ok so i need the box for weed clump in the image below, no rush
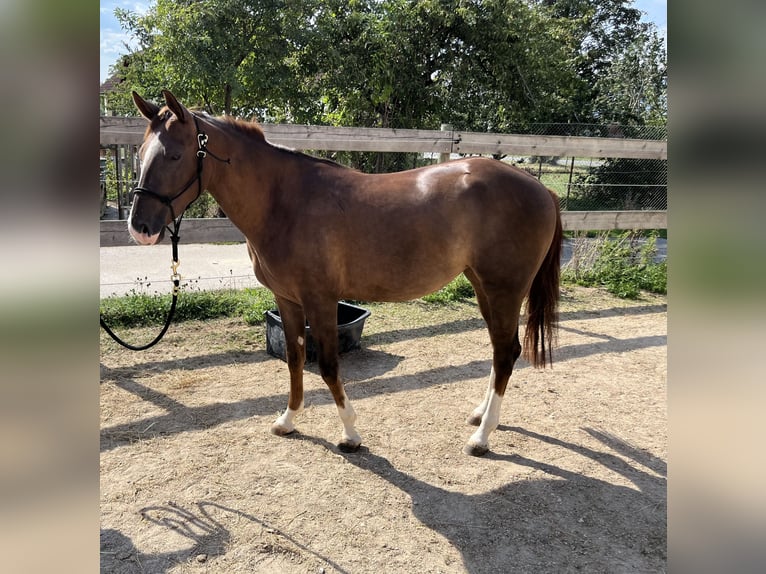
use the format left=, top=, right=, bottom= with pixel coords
left=562, top=231, right=666, bottom=298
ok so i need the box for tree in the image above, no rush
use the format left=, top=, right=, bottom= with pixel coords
left=111, top=0, right=319, bottom=117
left=592, top=28, right=667, bottom=126
left=538, top=0, right=665, bottom=126
left=107, top=0, right=666, bottom=174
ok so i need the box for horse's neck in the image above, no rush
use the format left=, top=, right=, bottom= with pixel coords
left=204, top=130, right=281, bottom=242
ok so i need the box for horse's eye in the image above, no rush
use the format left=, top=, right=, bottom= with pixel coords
left=170, top=152, right=181, bottom=161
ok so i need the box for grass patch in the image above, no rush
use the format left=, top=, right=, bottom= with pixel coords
left=100, top=276, right=477, bottom=329
left=100, top=287, right=277, bottom=328
left=420, top=274, right=475, bottom=304
left=101, top=239, right=666, bottom=330
left=561, top=231, right=666, bottom=299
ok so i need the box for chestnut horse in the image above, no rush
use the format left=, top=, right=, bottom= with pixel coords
left=128, top=90, right=562, bottom=456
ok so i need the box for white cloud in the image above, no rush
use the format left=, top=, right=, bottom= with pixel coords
left=100, top=29, right=134, bottom=56
left=100, top=0, right=150, bottom=82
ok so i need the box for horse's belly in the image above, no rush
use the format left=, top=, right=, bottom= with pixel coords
left=342, top=260, right=465, bottom=302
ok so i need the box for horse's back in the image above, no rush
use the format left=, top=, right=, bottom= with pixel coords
left=384, top=157, right=558, bottom=252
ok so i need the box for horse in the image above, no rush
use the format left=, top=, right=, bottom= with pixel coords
left=128, top=90, right=563, bottom=456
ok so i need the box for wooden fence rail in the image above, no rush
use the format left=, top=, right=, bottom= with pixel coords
left=100, top=117, right=666, bottom=244
left=100, top=117, right=667, bottom=159
left=100, top=211, right=667, bottom=247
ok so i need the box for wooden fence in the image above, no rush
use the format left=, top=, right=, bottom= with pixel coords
left=100, top=117, right=666, bottom=246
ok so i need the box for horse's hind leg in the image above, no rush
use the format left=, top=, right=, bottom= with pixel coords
left=467, top=366, right=498, bottom=427
left=271, top=297, right=306, bottom=436
left=306, top=303, right=363, bottom=452
left=463, top=288, right=524, bottom=457
left=464, top=273, right=495, bottom=426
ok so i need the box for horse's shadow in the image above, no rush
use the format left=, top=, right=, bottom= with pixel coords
left=294, top=427, right=667, bottom=574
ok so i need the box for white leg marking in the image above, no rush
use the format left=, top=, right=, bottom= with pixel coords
left=469, top=367, right=495, bottom=424
left=271, top=401, right=304, bottom=435
left=337, top=390, right=362, bottom=448
left=297, top=336, right=304, bottom=346
left=465, top=391, right=504, bottom=455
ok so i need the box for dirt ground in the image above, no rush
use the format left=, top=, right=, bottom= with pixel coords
left=100, top=286, right=666, bottom=573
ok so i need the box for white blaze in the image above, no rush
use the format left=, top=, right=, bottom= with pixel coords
left=128, top=134, right=165, bottom=245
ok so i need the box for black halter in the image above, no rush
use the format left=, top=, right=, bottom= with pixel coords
left=132, top=114, right=228, bottom=231
left=100, top=113, right=230, bottom=351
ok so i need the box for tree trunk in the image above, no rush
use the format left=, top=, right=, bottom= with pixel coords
left=224, top=83, right=232, bottom=116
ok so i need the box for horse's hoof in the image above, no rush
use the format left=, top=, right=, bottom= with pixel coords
left=462, top=442, right=489, bottom=457
left=466, top=413, right=483, bottom=426
left=270, top=423, right=295, bottom=437
left=337, top=439, right=362, bottom=453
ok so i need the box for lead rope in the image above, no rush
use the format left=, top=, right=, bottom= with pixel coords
left=99, top=222, right=183, bottom=351
left=100, top=114, right=229, bottom=351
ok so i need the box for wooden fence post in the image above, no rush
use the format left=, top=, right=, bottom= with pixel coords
left=439, top=124, right=453, bottom=163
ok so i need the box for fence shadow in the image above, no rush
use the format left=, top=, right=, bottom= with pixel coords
left=559, top=302, right=666, bottom=322
left=361, top=301, right=666, bottom=346
left=296, top=429, right=666, bottom=573
left=100, top=317, right=665, bottom=453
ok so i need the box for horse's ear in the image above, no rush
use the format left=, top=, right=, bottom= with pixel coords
left=162, top=90, right=187, bottom=123
left=132, top=91, right=160, bottom=120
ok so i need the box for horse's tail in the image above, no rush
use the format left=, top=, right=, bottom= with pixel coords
left=522, top=191, right=562, bottom=369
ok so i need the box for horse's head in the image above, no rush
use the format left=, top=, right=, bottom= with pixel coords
left=129, top=90, right=203, bottom=245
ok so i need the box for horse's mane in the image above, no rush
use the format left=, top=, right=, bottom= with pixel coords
left=202, top=112, right=353, bottom=170
left=201, top=113, right=267, bottom=142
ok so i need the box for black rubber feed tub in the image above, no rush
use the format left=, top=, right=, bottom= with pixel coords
left=265, top=302, right=371, bottom=362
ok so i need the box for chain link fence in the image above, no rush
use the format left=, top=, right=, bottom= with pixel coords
left=502, top=122, right=667, bottom=140
left=505, top=156, right=667, bottom=212
left=487, top=122, right=667, bottom=212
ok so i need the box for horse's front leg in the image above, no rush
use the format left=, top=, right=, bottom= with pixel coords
left=307, top=302, right=362, bottom=452
left=270, top=297, right=306, bottom=436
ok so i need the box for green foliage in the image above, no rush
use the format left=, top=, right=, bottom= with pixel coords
left=592, top=27, right=667, bottom=125
left=562, top=231, right=666, bottom=299
left=100, top=276, right=478, bottom=329
left=569, top=158, right=667, bottom=211
left=107, top=0, right=666, bottom=144
left=101, top=152, right=119, bottom=201
left=184, top=191, right=221, bottom=218
left=421, top=274, right=475, bottom=304
left=100, top=287, right=276, bottom=328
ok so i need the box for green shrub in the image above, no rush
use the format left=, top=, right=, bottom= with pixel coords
left=421, top=274, right=475, bottom=304
left=562, top=231, right=666, bottom=298
left=185, top=191, right=222, bottom=218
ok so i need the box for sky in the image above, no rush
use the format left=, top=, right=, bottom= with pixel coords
left=100, top=0, right=667, bottom=84
left=100, top=1, right=150, bottom=84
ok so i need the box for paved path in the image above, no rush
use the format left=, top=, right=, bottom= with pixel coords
left=100, top=243, right=260, bottom=298
left=100, top=238, right=666, bottom=299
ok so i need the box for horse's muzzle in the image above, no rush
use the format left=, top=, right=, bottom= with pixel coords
left=128, top=222, right=165, bottom=245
